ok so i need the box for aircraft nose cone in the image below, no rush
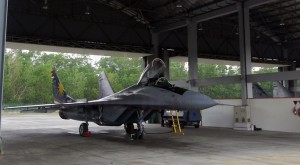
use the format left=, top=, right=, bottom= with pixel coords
left=182, top=91, right=217, bottom=110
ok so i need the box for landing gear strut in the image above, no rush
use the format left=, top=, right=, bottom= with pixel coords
left=79, top=109, right=92, bottom=137
left=131, top=110, right=144, bottom=140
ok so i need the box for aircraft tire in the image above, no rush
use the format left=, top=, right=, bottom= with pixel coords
left=194, top=121, right=200, bottom=128
left=79, top=123, right=88, bottom=136
left=131, top=129, right=143, bottom=140
left=131, top=129, right=138, bottom=140
left=124, top=123, right=134, bottom=134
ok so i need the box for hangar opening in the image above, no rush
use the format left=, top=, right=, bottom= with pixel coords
left=1, top=0, right=300, bottom=164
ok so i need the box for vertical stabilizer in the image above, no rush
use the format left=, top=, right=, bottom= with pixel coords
left=273, top=81, right=293, bottom=97
left=51, top=68, right=75, bottom=103
left=99, top=71, right=114, bottom=98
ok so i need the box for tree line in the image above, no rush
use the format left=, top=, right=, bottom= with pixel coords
left=3, top=50, right=277, bottom=106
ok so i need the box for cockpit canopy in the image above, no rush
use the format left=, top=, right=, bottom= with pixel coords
left=137, top=58, right=188, bottom=95
left=137, top=58, right=166, bottom=85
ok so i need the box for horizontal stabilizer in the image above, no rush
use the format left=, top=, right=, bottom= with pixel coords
left=99, top=71, right=114, bottom=98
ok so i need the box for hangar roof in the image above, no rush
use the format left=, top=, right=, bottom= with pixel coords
left=6, top=0, right=300, bottom=66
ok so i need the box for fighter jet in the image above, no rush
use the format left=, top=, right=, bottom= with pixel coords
left=7, top=58, right=217, bottom=139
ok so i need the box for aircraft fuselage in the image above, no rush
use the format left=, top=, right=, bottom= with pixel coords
left=58, top=85, right=216, bottom=126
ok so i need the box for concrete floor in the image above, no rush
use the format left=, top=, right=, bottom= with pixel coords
left=1, top=114, right=300, bottom=165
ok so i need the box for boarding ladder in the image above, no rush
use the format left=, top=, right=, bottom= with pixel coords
left=170, top=110, right=184, bottom=135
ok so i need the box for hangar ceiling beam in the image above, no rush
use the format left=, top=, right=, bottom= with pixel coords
left=193, top=70, right=300, bottom=87
left=155, top=5, right=236, bottom=33
left=244, top=0, right=277, bottom=8
left=155, top=0, right=277, bottom=34
left=287, top=39, right=300, bottom=49
left=248, top=70, right=300, bottom=82
left=0, top=0, right=7, bottom=157
left=194, top=76, right=241, bottom=87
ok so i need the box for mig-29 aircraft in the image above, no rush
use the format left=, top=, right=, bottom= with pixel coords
left=7, top=58, right=217, bottom=139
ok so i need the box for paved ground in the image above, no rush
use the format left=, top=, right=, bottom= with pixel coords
left=1, top=113, right=300, bottom=165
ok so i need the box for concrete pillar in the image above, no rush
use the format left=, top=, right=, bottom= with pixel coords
left=152, top=32, right=159, bottom=57
left=147, top=32, right=160, bottom=64
left=278, top=67, right=286, bottom=87
left=288, top=62, right=296, bottom=96
left=0, top=0, right=8, bottom=157
left=187, top=19, right=198, bottom=91
left=280, top=49, right=296, bottom=96
left=142, top=56, right=148, bottom=68
left=238, top=2, right=252, bottom=105
left=279, top=49, right=289, bottom=87
left=163, top=50, right=170, bottom=79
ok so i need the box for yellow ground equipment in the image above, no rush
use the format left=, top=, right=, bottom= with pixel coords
left=170, top=110, right=184, bottom=135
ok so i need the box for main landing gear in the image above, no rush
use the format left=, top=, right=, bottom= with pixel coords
left=124, top=111, right=144, bottom=140
left=124, top=123, right=134, bottom=134
left=79, top=123, right=92, bottom=137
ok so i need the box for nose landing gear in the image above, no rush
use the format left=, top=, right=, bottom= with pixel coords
left=79, top=123, right=92, bottom=137
left=131, top=110, right=144, bottom=140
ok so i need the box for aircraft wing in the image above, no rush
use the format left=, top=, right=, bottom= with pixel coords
left=4, top=104, right=60, bottom=113
left=5, top=104, right=59, bottom=109
left=5, top=85, right=180, bottom=111
left=5, top=91, right=176, bottom=112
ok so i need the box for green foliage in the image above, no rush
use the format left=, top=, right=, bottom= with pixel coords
left=169, top=61, right=187, bottom=81
left=198, top=64, right=241, bottom=99
left=96, top=57, right=143, bottom=92
left=4, top=50, right=99, bottom=105
left=3, top=49, right=279, bottom=106
left=4, top=52, right=143, bottom=105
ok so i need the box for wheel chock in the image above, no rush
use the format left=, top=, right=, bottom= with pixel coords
left=83, top=131, right=92, bottom=137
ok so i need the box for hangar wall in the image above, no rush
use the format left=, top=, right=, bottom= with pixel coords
left=203, top=98, right=300, bottom=133
left=249, top=98, right=300, bottom=133
left=202, top=100, right=241, bottom=128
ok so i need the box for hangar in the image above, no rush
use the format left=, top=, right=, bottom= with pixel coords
left=1, top=0, right=300, bottom=164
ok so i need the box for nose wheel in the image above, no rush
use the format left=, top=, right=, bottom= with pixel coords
left=79, top=123, right=92, bottom=137
left=131, top=128, right=144, bottom=140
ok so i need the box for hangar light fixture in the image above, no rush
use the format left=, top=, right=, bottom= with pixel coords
left=176, top=4, right=183, bottom=8
left=175, top=0, right=183, bottom=8
left=256, top=32, right=261, bottom=39
left=235, top=29, right=239, bottom=35
left=279, top=19, right=285, bottom=26
left=42, top=0, right=48, bottom=10
left=85, top=6, right=91, bottom=15
left=198, top=23, right=203, bottom=31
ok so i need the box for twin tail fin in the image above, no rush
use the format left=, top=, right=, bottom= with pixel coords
left=51, top=68, right=75, bottom=104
